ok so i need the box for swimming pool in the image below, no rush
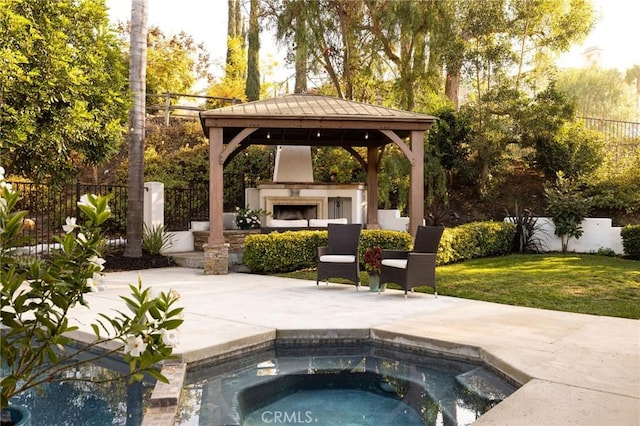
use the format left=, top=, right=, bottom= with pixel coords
left=4, top=359, right=154, bottom=426
left=177, top=342, right=518, bottom=425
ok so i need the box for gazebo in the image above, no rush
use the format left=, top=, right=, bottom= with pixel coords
left=199, top=93, right=436, bottom=274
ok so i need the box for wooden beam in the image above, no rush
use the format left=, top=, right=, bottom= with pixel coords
left=380, top=130, right=415, bottom=165
left=343, top=146, right=367, bottom=170
left=202, top=117, right=433, bottom=132
left=219, top=127, right=258, bottom=165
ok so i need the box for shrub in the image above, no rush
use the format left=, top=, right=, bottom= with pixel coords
left=243, top=224, right=514, bottom=273
left=243, top=231, right=326, bottom=273
left=505, top=203, right=547, bottom=253
left=142, top=223, right=175, bottom=254
left=437, top=222, right=515, bottom=265
left=243, top=229, right=412, bottom=274
left=358, top=229, right=413, bottom=265
left=620, top=225, right=640, bottom=260
left=0, top=173, right=183, bottom=407
left=534, top=120, right=604, bottom=180
left=544, top=171, right=592, bottom=252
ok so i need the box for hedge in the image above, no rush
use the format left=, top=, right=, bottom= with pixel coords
left=243, top=229, right=411, bottom=274
left=243, top=222, right=515, bottom=274
left=620, top=225, right=640, bottom=260
left=437, top=222, right=515, bottom=265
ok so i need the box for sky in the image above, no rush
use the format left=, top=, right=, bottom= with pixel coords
left=105, top=0, right=640, bottom=88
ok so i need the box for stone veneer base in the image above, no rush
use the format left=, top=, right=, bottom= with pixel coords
left=203, top=243, right=230, bottom=275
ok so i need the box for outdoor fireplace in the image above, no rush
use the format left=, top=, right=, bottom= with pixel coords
left=245, top=146, right=366, bottom=225
left=272, top=204, right=318, bottom=220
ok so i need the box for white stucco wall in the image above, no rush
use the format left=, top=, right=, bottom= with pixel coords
left=506, top=217, right=624, bottom=254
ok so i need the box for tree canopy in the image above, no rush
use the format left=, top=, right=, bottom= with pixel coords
left=1, top=0, right=129, bottom=185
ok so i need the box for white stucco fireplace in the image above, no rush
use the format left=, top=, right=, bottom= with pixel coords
left=246, top=182, right=366, bottom=225
left=245, top=145, right=366, bottom=225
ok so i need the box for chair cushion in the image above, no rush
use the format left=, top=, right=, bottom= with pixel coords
left=309, top=218, right=348, bottom=227
left=319, top=254, right=356, bottom=263
left=381, top=259, right=408, bottom=269
left=269, top=219, right=308, bottom=228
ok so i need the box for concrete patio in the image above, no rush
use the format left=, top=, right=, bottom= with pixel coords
left=73, top=267, right=640, bottom=426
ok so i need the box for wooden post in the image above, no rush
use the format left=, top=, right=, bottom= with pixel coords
left=164, top=92, right=170, bottom=126
left=366, top=145, right=380, bottom=229
left=409, top=130, right=424, bottom=237
left=208, top=127, right=225, bottom=246
left=205, top=127, right=229, bottom=274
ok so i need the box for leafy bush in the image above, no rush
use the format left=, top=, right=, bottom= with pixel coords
left=505, top=203, right=547, bottom=253
left=243, top=224, right=514, bottom=273
left=534, top=120, right=605, bottom=179
left=243, top=231, right=326, bottom=273
left=437, top=222, right=515, bottom=265
left=142, top=223, right=174, bottom=254
left=620, top=225, right=640, bottom=260
left=243, top=229, right=412, bottom=274
left=589, top=146, right=640, bottom=213
left=1, top=173, right=183, bottom=407
left=358, top=229, right=412, bottom=263
left=544, top=171, right=592, bottom=252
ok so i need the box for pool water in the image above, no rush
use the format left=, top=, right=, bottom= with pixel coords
left=178, top=343, right=518, bottom=425
left=5, top=362, right=154, bottom=426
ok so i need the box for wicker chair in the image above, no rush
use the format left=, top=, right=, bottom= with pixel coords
left=380, top=225, right=444, bottom=298
left=316, top=223, right=362, bottom=290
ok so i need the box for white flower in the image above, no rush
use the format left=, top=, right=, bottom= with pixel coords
left=77, top=232, right=88, bottom=243
left=78, top=194, right=97, bottom=209
left=0, top=166, right=4, bottom=180
left=123, top=335, right=147, bottom=357
left=0, top=181, right=12, bottom=192
left=161, top=329, right=179, bottom=347
left=86, top=273, right=105, bottom=292
left=62, top=217, right=77, bottom=234
left=88, top=255, right=106, bottom=271
left=169, top=289, right=181, bottom=301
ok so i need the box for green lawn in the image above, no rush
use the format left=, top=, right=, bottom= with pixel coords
left=278, top=254, right=640, bottom=319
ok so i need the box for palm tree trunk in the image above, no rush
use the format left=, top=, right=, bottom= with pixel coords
left=124, top=0, right=147, bottom=258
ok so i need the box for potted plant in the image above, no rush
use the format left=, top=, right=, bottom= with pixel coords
left=363, top=246, right=386, bottom=292
left=0, top=168, right=183, bottom=422
left=235, top=206, right=270, bottom=230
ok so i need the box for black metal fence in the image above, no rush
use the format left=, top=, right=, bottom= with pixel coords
left=164, top=183, right=209, bottom=232
left=164, top=173, right=262, bottom=231
left=8, top=173, right=261, bottom=254
left=8, top=181, right=128, bottom=255
left=580, top=117, right=640, bottom=174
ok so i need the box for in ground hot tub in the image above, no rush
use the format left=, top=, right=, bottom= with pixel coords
left=177, top=341, right=518, bottom=425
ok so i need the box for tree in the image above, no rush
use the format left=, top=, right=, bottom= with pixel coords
left=124, top=0, right=148, bottom=258
left=625, top=65, right=640, bottom=117
left=206, top=37, right=247, bottom=106
left=366, top=0, right=437, bottom=110
left=536, top=120, right=605, bottom=180
left=245, top=0, right=261, bottom=101
left=556, top=67, right=637, bottom=120
left=0, top=0, right=128, bottom=186
left=545, top=171, right=592, bottom=252
left=118, top=25, right=211, bottom=96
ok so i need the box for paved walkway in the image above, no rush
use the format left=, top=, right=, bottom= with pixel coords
left=73, top=267, right=640, bottom=426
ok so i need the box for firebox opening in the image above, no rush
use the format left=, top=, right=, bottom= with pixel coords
left=273, top=205, right=318, bottom=220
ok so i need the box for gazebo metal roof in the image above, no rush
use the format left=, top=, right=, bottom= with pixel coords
left=200, top=93, right=436, bottom=147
